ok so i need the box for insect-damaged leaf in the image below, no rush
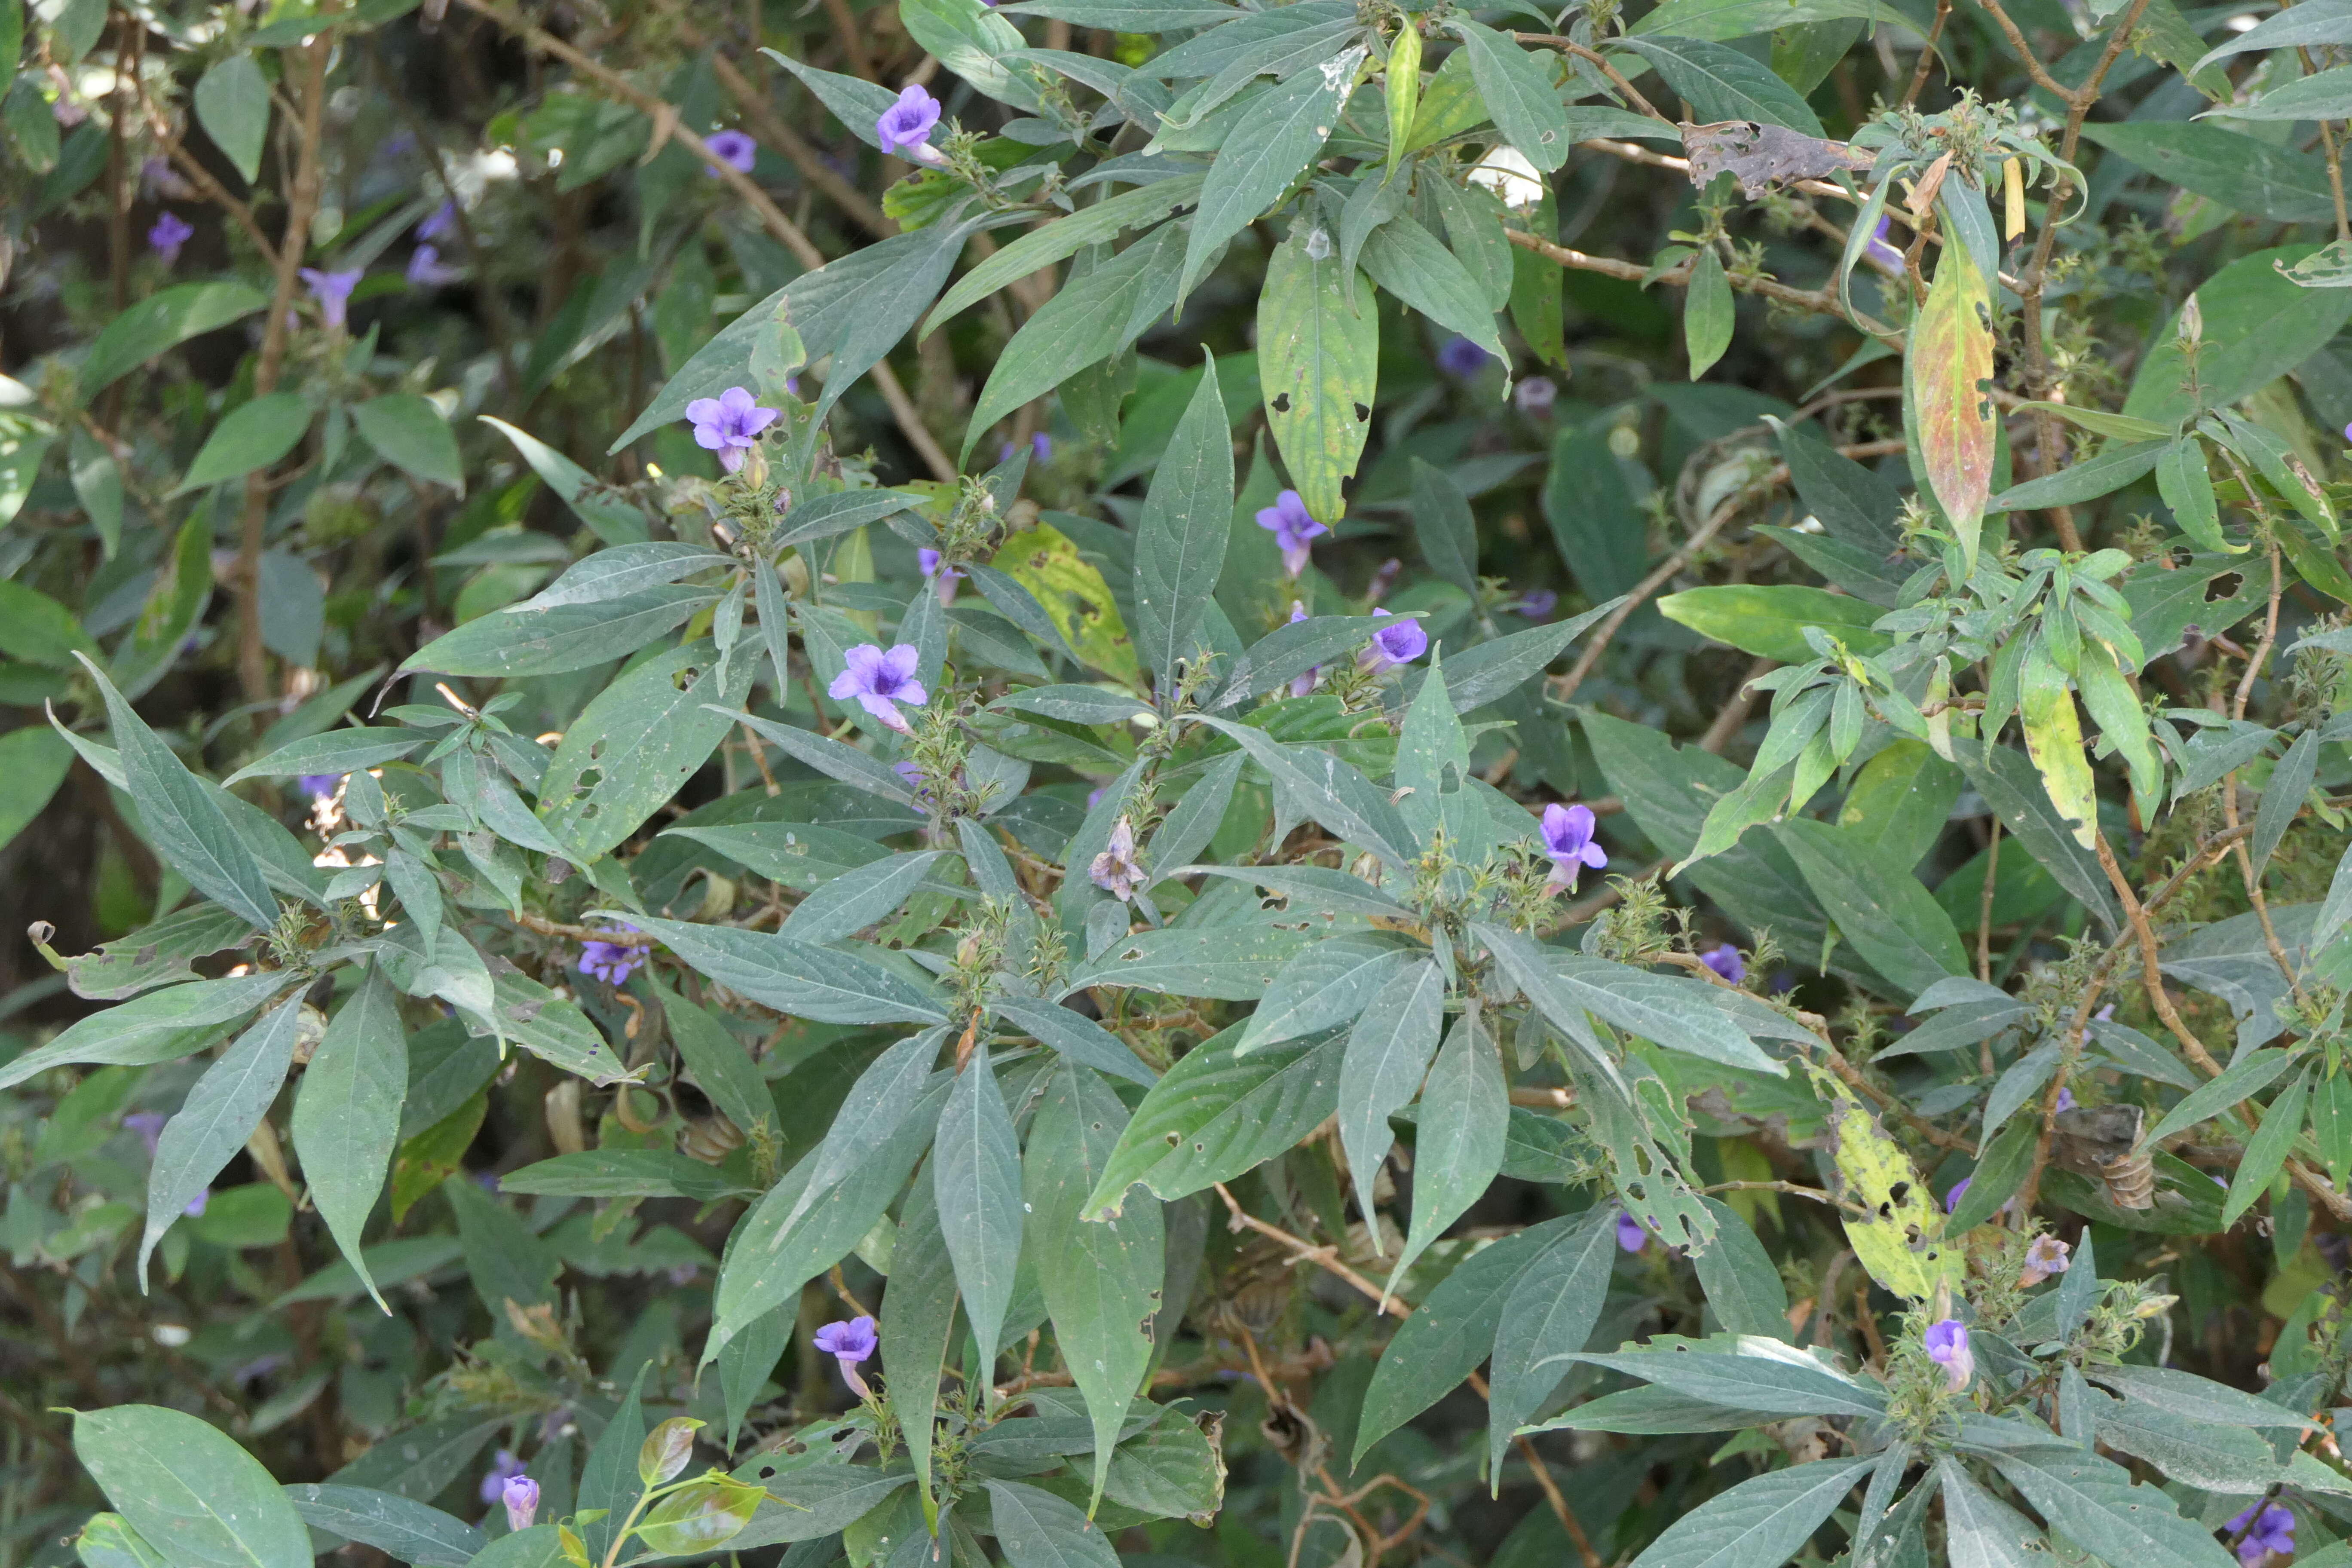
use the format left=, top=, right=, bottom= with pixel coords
left=1810, top=1064, right=1962, bottom=1302
left=1907, top=232, right=1996, bottom=569
left=1258, top=225, right=1377, bottom=526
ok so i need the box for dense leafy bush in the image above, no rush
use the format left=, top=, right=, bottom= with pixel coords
left=9, top=0, right=2352, bottom=1563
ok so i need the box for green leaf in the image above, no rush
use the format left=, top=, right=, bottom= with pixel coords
left=1242, top=933, right=1416, bottom=1053
left=1184, top=713, right=1415, bottom=867
left=926, top=177, right=1206, bottom=334
left=1410, top=456, right=1479, bottom=597
left=1352, top=1214, right=1583, bottom=1462
left=1908, top=234, right=1996, bottom=568
left=1486, top=1207, right=1617, bottom=1479
left=537, top=642, right=746, bottom=858
left=496, top=1149, right=753, bottom=1200
left=2250, top=725, right=2319, bottom=881
left=1338, top=959, right=1446, bottom=1213
left=1948, top=739, right=2121, bottom=933
left=224, top=727, right=427, bottom=786
left=1932, top=1458, right=2039, bottom=1568
left=1448, top=18, right=1572, bottom=171
left=2085, top=1363, right=2318, bottom=1429
left=883, top=1169, right=958, bottom=1514
left=73, top=1405, right=311, bottom=1568
left=1359, top=213, right=1506, bottom=361
left=140, top=999, right=303, bottom=1280
left=1633, top=0, right=1929, bottom=37
left=478, top=416, right=650, bottom=545
left=1062, top=919, right=1317, bottom=1002
left=2147, top=1047, right=2300, bottom=1146
left=1618, top=36, right=1824, bottom=135
left=1837, top=739, right=1963, bottom=870
left=1388, top=1011, right=1508, bottom=1292
left=1684, top=247, right=1733, bottom=380
left=290, top=968, right=406, bottom=1312
left=1987, top=1449, right=2235, bottom=1568
left=1259, top=227, right=1377, bottom=527
left=1028, top=1063, right=1165, bottom=1506
left=193, top=55, right=268, bottom=184
left=2125, top=244, right=2352, bottom=424
left=2155, top=437, right=2226, bottom=553
left=68, top=423, right=122, bottom=557
left=350, top=395, right=464, bottom=492
left=1083, top=1023, right=1342, bottom=1218
left=1180, top=46, right=1365, bottom=301
left=2085, top=121, right=2339, bottom=225
left=987, top=995, right=1158, bottom=1084
left=175, top=392, right=311, bottom=495
left=1571, top=1341, right=1888, bottom=1418
left=901, top=0, right=1040, bottom=108
left=1133, top=347, right=1234, bottom=681
left=283, top=1485, right=485, bottom=1568
left=1656, top=585, right=1888, bottom=661
left=622, top=913, right=949, bottom=1026
left=79, top=282, right=271, bottom=396
left=80, top=655, right=278, bottom=930
left=404, top=586, right=714, bottom=678
left=663, top=988, right=776, bottom=1145
left=0, top=723, right=72, bottom=852
left=1479, top=925, right=1785, bottom=1076
left=1775, top=818, right=1968, bottom=998
left=934, top=1043, right=1025, bottom=1367
left=1991, top=439, right=2166, bottom=512
left=985, top=1480, right=1120, bottom=1568
left=0, top=972, right=288, bottom=1092
left=963, top=222, right=1187, bottom=464
left=0, top=579, right=97, bottom=669
left=1619, top=1455, right=1873, bottom=1568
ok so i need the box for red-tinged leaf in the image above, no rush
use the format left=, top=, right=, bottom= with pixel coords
left=1907, top=236, right=1996, bottom=568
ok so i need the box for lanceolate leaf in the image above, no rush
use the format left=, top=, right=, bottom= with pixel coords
left=1987, top=1449, right=2235, bottom=1568
left=74, top=1406, right=312, bottom=1568
left=1618, top=1456, right=1874, bottom=1568
left=1337, top=959, right=1446, bottom=1219
left=141, top=998, right=305, bottom=1281
left=290, top=968, right=407, bottom=1312
left=1908, top=234, right=1996, bottom=568
left=1259, top=227, right=1377, bottom=526
left=934, top=1043, right=1025, bottom=1367
left=1386, top=1012, right=1507, bottom=1293
left=1485, top=1207, right=1618, bottom=1479
left=1180, top=44, right=1367, bottom=301
left=1084, top=1024, right=1341, bottom=1218
left=1133, top=349, right=1234, bottom=682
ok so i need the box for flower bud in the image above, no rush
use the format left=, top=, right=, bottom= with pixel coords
left=2177, top=292, right=2202, bottom=347
left=502, top=1474, right=540, bottom=1531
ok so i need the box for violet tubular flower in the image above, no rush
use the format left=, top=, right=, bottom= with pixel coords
left=1539, top=802, right=1608, bottom=892
left=1924, top=1318, right=1972, bottom=1392
left=876, top=86, right=946, bottom=164
left=2224, top=1501, right=2294, bottom=1566
left=147, top=211, right=193, bottom=266
left=501, top=1474, right=539, bottom=1532
left=1255, top=490, right=1326, bottom=579
left=417, top=200, right=457, bottom=242
left=684, top=386, right=779, bottom=475
left=407, top=245, right=462, bottom=287
left=814, top=1314, right=878, bottom=1398
left=1700, top=943, right=1744, bottom=983
left=1286, top=600, right=1321, bottom=698
left=1866, top=215, right=1905, bottom=273
left=1090, top=817, right=1145, bottom=901
left=1615, top=1211, right=1646, bottom=1252
left=1943, top=1177, right=1970, bottom=1214
left=1438, top=335, right=1491, bottom=377
left=298, top=773, right=343, bottom=802
left=918, top=547, right=961, bottom=605
left=705, top=129, right=757, bottom=174
left=576, top=926, right=646, bottom=986
left=1516, top=588, right=1558, bottom=619
left=829, top=643, right=928, bottom=733
left=1360, top=610, right=1427, bottom=671
left=300, top=266, right=364, bottom=330
left=2018, top=1234, right=2071, bottom=1288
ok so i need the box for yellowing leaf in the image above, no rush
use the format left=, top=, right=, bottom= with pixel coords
left=1259, top=227, right=1378, bottom=526
left=1907, top=234, right=1995, bottom=570
left=990, top=522, right=1142, bottom=688
left=1809, top=1065, right=1961, bottom=1302
left=2019, top=646, right=2098, bottom=848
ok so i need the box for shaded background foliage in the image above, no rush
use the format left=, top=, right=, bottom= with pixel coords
left=7, top=0, right=2352, bottom=1565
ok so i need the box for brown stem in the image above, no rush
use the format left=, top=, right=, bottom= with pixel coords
left=1900, top=0, right=1953, bottom=108
left=1550, top=493, right=1747, bottom=706
left=1976, top=816, right=2000, bottom=984
left=1506, top=227, right=1847, bottom=320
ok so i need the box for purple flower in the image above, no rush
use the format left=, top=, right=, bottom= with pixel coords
left=576, top=925, right=646, bottom=986
left=1944, top=1177, right=1970, bottom=1213
left=684, top=386, right=780, bottom=475
left=705, top=129, right=757, bottom=174
left=1866, top=215, right=1904, bottom=273
left=406, top=245, right=462, bottom=287
left=1360, top=609, right=1427, bottom=671
left=2224, top=1502, right=2295, bottom=1566
left=147, top=211, right=193, bottom=265
left=1255, top=490, right=1326, bottom=578
left=1700, top=943, right=1744, bottom=983
left=1514, top=376, right=1557, bottom=415
left=918, top=547, right=961, bottom=605
left=1032, top=431, right=1052, bottom=462
left=298, top=773, right=343, bottom=802
left=2054, top=1086, right=2077, bottom=1113
left=184, top=1188, right=209, bottom=1217
left=2343, top=421, right=2352, bottom=447
left=814, top=1314, right=879, bottom=1397
left=1615, top=1211, right=1646, bottom=1252
left=141, top=155, right=194, bottom=201
left=479, top=1450, right=526, bottom=1505
left=417, top=200, right=457, bottom=242
left=2018, top=1234, right=2070, bottom=1288
left=1438, top=336, right=1491, bottom=377
left=1085, top=787, right=1106, bottom=809
left=1286, top=600, right=1321, bottom=698
left=828, top=643, right=928, bottom=733
left=1365, top=557, right=1402, bottom=606
left=501, top=1475, right=539, bottom=1532
left=1516, top=588, right=1557, bottom=619
left=1923, top=1318, right=1972, bottom=1391
left=876, top=85, right=945, bottom=163
left=300, top=267, right=364, bottom=331
left=1539, top=802, right=1608, bottom=892
left=1089, top=816, right=1145, bottom=901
